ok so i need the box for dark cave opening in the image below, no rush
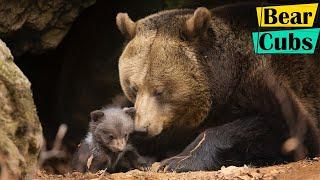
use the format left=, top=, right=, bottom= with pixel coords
left=14, top=0, right=164, bottom=153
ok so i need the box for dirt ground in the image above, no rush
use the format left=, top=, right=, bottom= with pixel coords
left=35, top=158, right=320, bottom=180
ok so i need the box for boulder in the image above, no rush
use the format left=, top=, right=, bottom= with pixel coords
left=0, top=39, right=42, bottom=178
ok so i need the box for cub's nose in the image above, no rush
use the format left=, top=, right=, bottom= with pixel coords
left=113, top=138, right=126, bottom=152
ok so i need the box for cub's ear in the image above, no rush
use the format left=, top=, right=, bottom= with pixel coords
left=123, top=107, right=136, bottom=119
left=184, top=7, right=211, bottom=38
left=116, top=12, right=136, bottom=39
left=90, top=110, right=105, bottom=122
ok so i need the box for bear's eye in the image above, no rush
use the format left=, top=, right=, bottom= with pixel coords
left=153, top=89, right=164, bottom=97
left=129, top=85, right=138, bottom=95
left=179, top=30, right=187, bottom=41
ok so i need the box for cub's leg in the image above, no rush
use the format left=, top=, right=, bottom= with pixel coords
left=88, top=154, right=110, bottom=173
left=124, top=146, right=150, bottom=171
left=72, top=141, right=91, bottom=172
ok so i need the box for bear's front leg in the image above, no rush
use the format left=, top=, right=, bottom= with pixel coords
left=159, top=130, right=217, bottom=172
left=159, top=116, right=290, bottom=172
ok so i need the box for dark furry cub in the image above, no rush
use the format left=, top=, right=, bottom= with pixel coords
left=72, top=106, right=149, bottom=173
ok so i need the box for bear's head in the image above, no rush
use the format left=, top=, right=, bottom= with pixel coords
left=116, top=8, right=224, bottom=137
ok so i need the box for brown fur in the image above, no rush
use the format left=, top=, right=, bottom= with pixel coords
left=117, top=9, right=212, bottom=137
left=116, top=2, right=320, bottom=171
left=116, top=13, right=136, bottom=39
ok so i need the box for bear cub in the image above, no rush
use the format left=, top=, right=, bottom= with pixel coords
left=72, top=106, right=149, bottom=173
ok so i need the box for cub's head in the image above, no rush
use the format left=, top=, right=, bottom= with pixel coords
left=116, top=8, right=213, bottom=137
left=89, top=107, right=135, bottom=152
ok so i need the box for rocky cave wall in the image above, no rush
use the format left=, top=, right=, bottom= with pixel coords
left=0, top=0, right=96, bottom=56
left=0, top=0, right=96, bottom=177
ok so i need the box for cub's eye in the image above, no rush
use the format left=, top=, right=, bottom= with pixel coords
left=108, top=135, right=114, bottom=140
left=124, top=133, right=129, bottom=138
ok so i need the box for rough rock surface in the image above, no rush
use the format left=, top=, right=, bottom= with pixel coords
left=0, top=39, right=42, bottom=178
left=0, top=0, right=96, bottom=56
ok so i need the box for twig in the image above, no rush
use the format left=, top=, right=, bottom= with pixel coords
left=38, top=124, right=68, bottom=167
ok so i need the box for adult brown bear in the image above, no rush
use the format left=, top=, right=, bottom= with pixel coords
left=116, top=3, right=320, bottom=172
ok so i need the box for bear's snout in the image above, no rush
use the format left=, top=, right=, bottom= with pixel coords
left=134, top=112, right=149, bottom=133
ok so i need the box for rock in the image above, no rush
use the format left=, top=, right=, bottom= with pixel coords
left=0, top=39, right=42, bottom=178
left=151, top=162, right=161, bottom=172
left=217, top=165, right=257, bottom=179
left=0, top=0, right=96, bottom=56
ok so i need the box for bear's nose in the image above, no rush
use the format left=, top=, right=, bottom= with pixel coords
left=135, top=125, right=148, bottom=133
left=131, top=130, right=148, bottom=138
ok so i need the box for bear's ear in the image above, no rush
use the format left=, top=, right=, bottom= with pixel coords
left=116, top=12, right=136, bottom=39
left=184, top=7, right=211, bottom=39
left=90, top=110, right=105, bottom=122
left=123, top=107, right=136, bottom=119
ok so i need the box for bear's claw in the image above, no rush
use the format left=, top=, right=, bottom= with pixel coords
left=138, top=163, right=151, bottom=171
left=158, top=155, right=203, bottom=172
